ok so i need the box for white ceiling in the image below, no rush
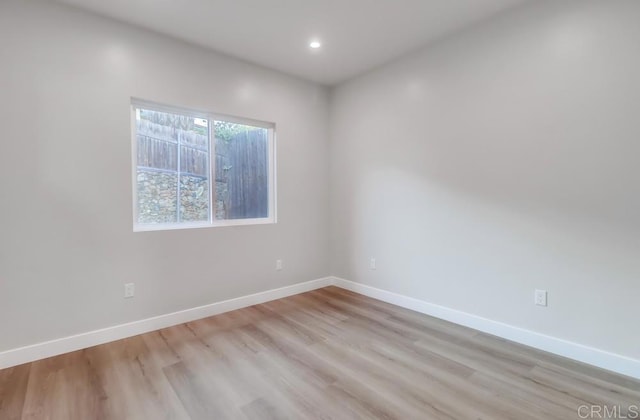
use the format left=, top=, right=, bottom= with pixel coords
left=55, top=0, right=527, bottom=85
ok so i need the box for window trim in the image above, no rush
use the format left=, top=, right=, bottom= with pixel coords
left=131, top=98, right=277, bottom=232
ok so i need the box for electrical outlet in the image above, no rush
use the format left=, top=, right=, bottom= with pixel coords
left=124, top=283, right=135, bottom=298
left=535, top=289, right=547, bottom=307
left=276, top=259, right=283, bottom=271
left=370, top=258, right=376, bottom=270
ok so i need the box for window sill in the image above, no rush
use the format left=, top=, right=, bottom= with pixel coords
left=133, top=217, right=276, bottom=232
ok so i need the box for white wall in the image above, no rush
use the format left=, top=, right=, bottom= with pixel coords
left=330, top=1, right=640, bottom=361
left=0, top=0, right=329, bottom=352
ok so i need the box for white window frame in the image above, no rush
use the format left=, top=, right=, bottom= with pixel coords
left=131, top=98, right=277, bottom=232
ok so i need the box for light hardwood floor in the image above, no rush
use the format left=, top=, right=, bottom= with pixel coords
left=1, top=286, right=638, bottom=419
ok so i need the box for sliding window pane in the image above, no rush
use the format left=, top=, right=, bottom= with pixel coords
left=135, top=108, right=210, bottom=225
left=214, top=121, right=269, bottom=220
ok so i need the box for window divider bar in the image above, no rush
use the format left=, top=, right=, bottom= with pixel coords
left=209, top=118, right=216, bottom=223
left=176, top=131, right=182, bottom=223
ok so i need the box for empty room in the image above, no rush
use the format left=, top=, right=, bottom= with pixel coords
left=0, top=0, right=639, bottom=418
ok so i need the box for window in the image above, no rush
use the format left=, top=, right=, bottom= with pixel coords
left=132, top=100, right=275, bottom=231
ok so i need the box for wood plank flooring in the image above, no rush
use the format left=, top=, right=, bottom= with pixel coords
left=1, top=286, right=638, bottom=419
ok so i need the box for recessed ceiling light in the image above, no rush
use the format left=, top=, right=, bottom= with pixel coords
left=309, top=41, right=321, bottom=49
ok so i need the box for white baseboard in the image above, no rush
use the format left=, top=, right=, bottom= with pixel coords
left=3, top=275, right=639, bottom=381
left=0, top=277, right=333, bottom=370
left=332, top=277, right=640, bottom=380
